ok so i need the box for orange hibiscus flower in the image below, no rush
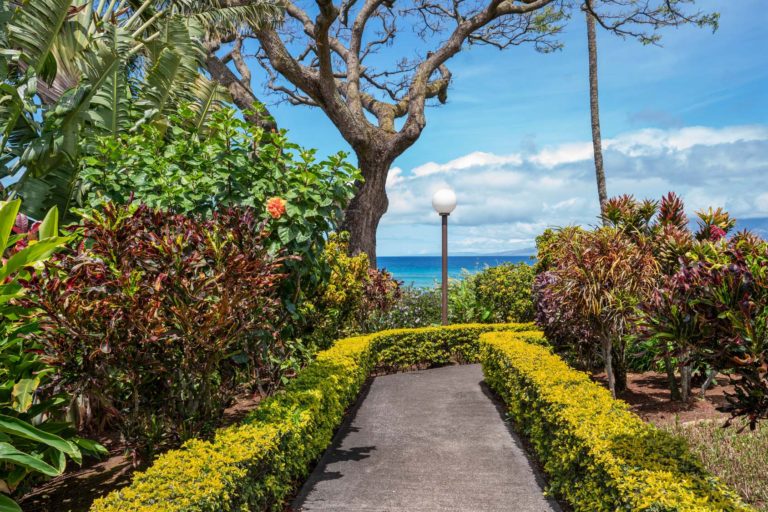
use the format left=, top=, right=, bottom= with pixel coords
left=266, top=197, right=287, bottom=219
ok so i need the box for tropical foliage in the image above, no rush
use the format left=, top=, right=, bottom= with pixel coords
left=535, top=193, right=768, bottom=424
left=471, top=262, right=534, bottom=323
left=77, top=107, right=361, bottom=345
left=538, top=226, right=659, bottom=396
left=369, top=286, right=443, bottom=330
left=0, top=200, right=104, bottom=511
left=645, top=234, right=768, bottom=426
left=23, top=203, right=287, bottom=454
left=301, top=233, right=400, bottom=349
left=0, top=0, right=281, bottom=217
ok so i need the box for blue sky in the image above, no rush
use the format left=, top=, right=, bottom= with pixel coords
left=247, top=0, right=768, bottom=256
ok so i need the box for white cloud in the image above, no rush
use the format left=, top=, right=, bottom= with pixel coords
left=411, top=151, right=523, bottom=177
left=528, top=142, right=594, bottom=167
left=379, top=124, right=768, bottom=255
left=603, top=125, right=768, bottom=157
left=386, top=166, right=405, bottom=188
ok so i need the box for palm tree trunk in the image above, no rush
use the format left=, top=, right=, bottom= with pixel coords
left=586, top=8, right=608, bottom=216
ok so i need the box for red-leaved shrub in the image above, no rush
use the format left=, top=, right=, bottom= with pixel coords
left=25, top=203, right=286, bottom=453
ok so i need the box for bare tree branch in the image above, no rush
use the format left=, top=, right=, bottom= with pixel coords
left=205, top=44, right=276, bottom=130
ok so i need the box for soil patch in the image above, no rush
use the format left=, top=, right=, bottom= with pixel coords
left=593, top=371, right=733, bottom=426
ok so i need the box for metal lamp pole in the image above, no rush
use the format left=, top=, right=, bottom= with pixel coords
left=432, top=189, right=457, bottom=326
left=441, top=213, right=449, bottom=325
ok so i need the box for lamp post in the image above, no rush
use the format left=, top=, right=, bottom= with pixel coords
left=432, top=188, right=457, bottom=325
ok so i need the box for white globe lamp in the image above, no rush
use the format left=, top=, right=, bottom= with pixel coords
left=432, top=188, right=457, bottom=215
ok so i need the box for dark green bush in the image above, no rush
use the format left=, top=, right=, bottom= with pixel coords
left=471, top=263, right=535, bottom=323
left=368, top=286, right=442, bottom=330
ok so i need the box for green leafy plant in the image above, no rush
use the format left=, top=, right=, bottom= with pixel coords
left=301, top=233, right=400, bottom=348
left=368, top=286, right=442, bottom=330
left=443, top=271, right=485, bottom=323
left=0, top=0, right=280, bottom=217
left=471, top=263, right=534, bottom=323
left=0, top=199, right=105, bottom=511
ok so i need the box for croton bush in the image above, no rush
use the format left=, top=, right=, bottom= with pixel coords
left=644, top=233, right=768, bottom=426
left=534, top=192, right=768, bottom=425
left=302, top=233, right=401, bottom=349
left=24, top=203, right=287, bottom=454
left=538, top=225, right=659, bottom=396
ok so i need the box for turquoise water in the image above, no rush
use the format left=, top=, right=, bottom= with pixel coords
left=378, top=256, right=533, bottom=288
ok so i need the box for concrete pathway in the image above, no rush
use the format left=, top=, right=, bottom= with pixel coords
left=292, top=364, right=560, bottom=512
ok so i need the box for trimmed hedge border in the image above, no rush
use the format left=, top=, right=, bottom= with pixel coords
left=479, top=331, right=752, bottom=512
left=91, top=324, right=750, bottom=512
left=90, top=323, right=531, bottom=512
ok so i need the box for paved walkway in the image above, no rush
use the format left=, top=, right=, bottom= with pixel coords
left=292, top=364, right=560, bottom=512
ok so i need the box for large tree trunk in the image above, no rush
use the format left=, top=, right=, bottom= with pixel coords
left=586, top=9, right=608, bottom=213
left=343, top=150, right=392, bottom=267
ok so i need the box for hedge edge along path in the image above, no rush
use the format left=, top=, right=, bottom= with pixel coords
left=91, top=325, right=751, bottom=512
left=480, top=331, right=753, bottom=512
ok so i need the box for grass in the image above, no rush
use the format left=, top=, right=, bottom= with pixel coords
left=664, top=418, right=768, bottom=511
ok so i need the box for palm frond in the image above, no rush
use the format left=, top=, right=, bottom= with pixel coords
left=157, top=15, right=206, bottom=65
left=0, top=0, right=13, bottom=77
left=15, top=162, right=79, bottom=219
left=7, top=0, right=76, bottom=82
left=183, top=1, right=283, bottom=35
left=87, top=26, right=136, bottom=136
left=136, top=45, right=200, bottom=125
left=14, top=45, right=120, bottom=216
left=189, top=74, right=231, bottom=131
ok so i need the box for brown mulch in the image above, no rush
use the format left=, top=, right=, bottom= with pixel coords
left=593, top=371, right=733, bottom=426
left=18, top=392, right=265, bottom=512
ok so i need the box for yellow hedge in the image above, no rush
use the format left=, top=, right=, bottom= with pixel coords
left=92, top=325, right=749, bottom=512
left=479, top=331, right=753, bottom=512
left=90, top=323, right=529, bottom=512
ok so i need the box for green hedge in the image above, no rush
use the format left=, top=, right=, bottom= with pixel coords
left=373, top=323, right=538, bottom=370
left=479, top=331, right=752, bottom=512
left=90, top=324, right=527, bottom=512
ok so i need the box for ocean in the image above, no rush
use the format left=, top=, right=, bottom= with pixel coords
left=378, top=255, right=533, bottom=288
